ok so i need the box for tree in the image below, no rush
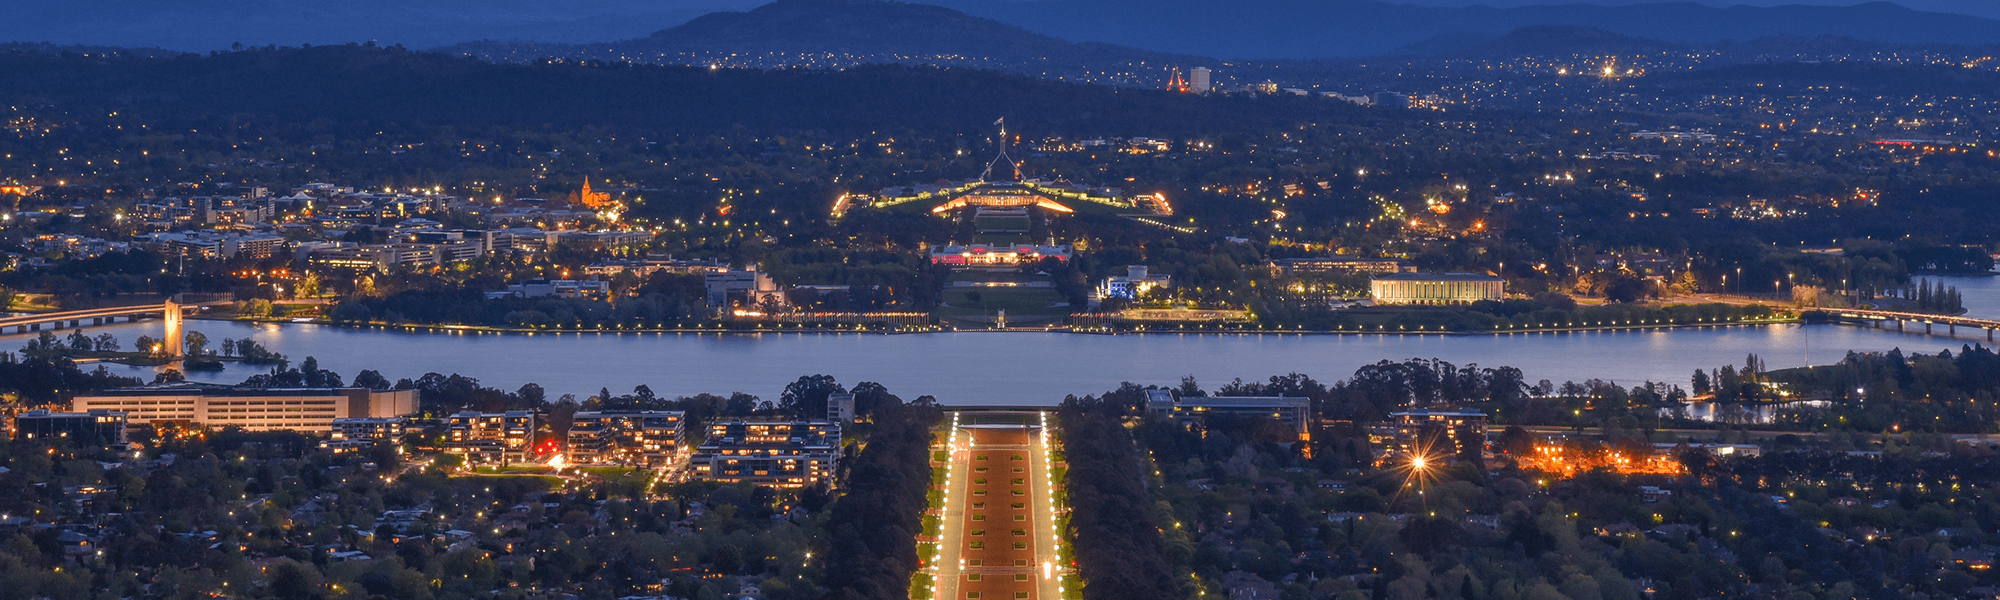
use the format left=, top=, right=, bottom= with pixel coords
left=849, top=381, right=900, bottom=418
left=93, top=333, right=119, bottom=352
left=779, top=374, right=844, bottom=419
left=65, top=330, right=91, bottom=352
left=516, top=383, right=547, bottom=405
left=1178, top=374, right=1206, bottom=397
left=152, top=368, right=185, bottom=384
left=238, top=299, right=274, bottom=318
left=184, top=330, right=209, bottom=356
left=354, top=370, right=392, bottom=390
left=267, top=560, right=323, bottom=600
left=1691, top=369, right=1711, bottom=395
left=296, top=271, right=322, bottom=298
left=1603, top=273, right=1651, bottom=303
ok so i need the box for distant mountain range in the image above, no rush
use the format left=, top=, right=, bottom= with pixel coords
left=0, top=0, right=763, bottom=52
left=913, top=0, right=2000, bottom=58
left=445, top=0, right=2000, bottom=79
left=443, top=0, right=1199, bottom=84
left=1391, top=0, right=2000, bottom=20
left=8, top=0, right=2000, bottom=58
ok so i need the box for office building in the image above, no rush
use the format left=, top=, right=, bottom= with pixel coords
left=1275, top=257, right=1412, bottom=275
left=487, top=278, right=612, bottom=300
left=584, top=255, right=729, bottom=278
left=567, top=410, right=685, bottom=467
left=305, top=242, right=483, bottom=271
left=705, top=268, right=785, bottom=310
left=1145, top=390, right=1311, bottom=441
left=71, top=384, right=417, bottom=433
left=13, top=409, right=128, bottom=447
left=690, top=421, right=841, bottom=488
left=446, top=411, right=537, bottom=464
left=1189, top=67, right=1212, bottom=94
left=139, top=231, right=286, bottom=260
left=1369, top=273, right=1505, bottom=305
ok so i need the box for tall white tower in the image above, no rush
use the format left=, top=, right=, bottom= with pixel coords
left=1189, top=67, right=1213, bottom=94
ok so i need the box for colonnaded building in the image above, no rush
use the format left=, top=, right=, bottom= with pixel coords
left=1369, top=272, right=1505, bottom=305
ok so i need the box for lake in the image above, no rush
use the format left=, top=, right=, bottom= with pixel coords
left=22, top=319, right=1990, bottom=406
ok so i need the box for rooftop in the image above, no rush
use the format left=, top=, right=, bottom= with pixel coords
left=1371, top=272, right=1504, bottom=282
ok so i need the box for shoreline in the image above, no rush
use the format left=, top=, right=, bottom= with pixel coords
left=40, top=313, right=1994, bottom=342
left=180, top=314, right=1816, bottom=338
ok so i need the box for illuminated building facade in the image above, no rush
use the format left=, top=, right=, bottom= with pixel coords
left=569, top=176, right=613, bottom=210
left=13, top=409, right=128, bottom=447
left=323, top=417, right=407, bottom=453
left=1380, top=410, right=1488, bottom=467
left=1095, top=265, right=1172, bottom=301
left=1369, top=273, right=1505, bottom=305
left=446, top=411, right=536, bottom=464
left=928, top=243, right=1072, bottom=266
left=1276, top=257, right=1412, bottom=275
left=584, top=255, right=729, bottom=278
left=851, top=130, right=1171, bottom=221
left=71, top=384, right=416, bottom=433
left=690, top=421, right=841, bottom=488
left=567, top=410, right=686, bottom=467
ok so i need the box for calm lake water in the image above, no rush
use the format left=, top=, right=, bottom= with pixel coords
left=17, top=319, right=1991, bottom=405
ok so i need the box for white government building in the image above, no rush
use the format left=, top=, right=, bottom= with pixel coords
left=1369, top=272, right=1505, bottom=305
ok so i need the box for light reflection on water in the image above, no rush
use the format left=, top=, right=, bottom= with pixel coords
left=24, top=319, right=1995, bottom=405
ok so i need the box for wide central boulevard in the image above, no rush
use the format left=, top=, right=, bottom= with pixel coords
left=927, top=411, right=1065, bottom=600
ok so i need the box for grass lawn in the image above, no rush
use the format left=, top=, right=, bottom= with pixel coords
left=937, top=287, right=1066, bottom=315
left=474, top=465, right=553, bottom=474
left=972, top=232, right=1031, bottom=245
left=577, top=466, right=639, bottom=475
left=948, top=271, right=1040, bottom=284
left=973, top=216, right=1030, bottom=231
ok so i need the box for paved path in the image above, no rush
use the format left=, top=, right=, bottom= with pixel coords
left=932, top=413, right=1063, bottom=600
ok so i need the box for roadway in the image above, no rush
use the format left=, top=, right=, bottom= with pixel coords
left=0, top=300, right=230, bottom=335
left=931, top=412, right=1063, bottom=600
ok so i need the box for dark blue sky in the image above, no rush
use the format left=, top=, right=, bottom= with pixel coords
left=4, top=0, right=1995, bottom=52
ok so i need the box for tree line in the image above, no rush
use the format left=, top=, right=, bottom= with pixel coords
left=1056, top=395, right=1183, bottom=600
left=820, top=394, right=940, bottom=600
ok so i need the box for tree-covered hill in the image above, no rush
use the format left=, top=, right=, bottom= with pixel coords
left=443, top=0, right=1202, bottom=80
left=0, top=44, right=1350, bottom=138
